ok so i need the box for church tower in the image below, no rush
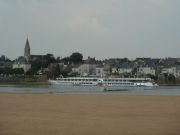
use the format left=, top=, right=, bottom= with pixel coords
left=24, top=38, right=31, bottom=61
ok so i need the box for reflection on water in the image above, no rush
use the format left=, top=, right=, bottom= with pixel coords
left=0, top=84, right=180, bottom=96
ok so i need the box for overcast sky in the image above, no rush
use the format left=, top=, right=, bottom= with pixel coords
left=1, top=0, right=180, bottom=60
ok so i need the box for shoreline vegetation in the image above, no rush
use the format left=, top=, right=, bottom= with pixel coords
left=0, top=75, right=48, bottom=85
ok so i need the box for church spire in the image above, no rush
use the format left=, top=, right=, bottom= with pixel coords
left=25, top=37, right=30, bottom=47
left=24, top=37, right=31, bottom=61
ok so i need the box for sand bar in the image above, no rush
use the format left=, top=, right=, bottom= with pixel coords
left=0, top=93, right=180, bottom=135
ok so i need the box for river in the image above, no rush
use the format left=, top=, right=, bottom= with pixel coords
left=0, top=84, right=180, bottom=96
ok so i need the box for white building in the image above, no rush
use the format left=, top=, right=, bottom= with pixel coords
left=161, top=67, right=180, bottom=78
left=72, top=64, right=96, bottom=76
left=95, top=67, right=105, bottom=77
left=137, top=67, right=156, bottom=76
left=13, top=62, right=31, bottom=73
left=112, top=68, right=132, bottom=74
left=111, top=68, right=118, bottom=74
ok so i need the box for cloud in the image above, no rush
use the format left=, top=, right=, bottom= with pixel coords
left=65, top=14, right=109, bottom=33
left=18, top=0, right=111, bottom=33
left=0, top=0, right=180, bottom=59
left=144, top=0, right=174, bottom=8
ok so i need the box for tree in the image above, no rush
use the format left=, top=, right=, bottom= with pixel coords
left=70, top=52, right=83, bottom=64
left=13, top=68, right=24, bottom=74
left=0, top=55, right=11, bottom=62
left=56, top=57, right=61, bottom=63
left=146, top=74, right=158, bottom=81
left=131, top=68, right=137, bottom=76
left=163, top=73, right=168, bottom=83
left=27, top=59, right=42, bottom=75
left=168, top=74, right=176, bottom=83
left=2, top=68, right=12, bottom=74
left=54, top=64, right=61, bottom=78
left=122, top=57, right=130, bottom=63
left=60, top=57, right=70, bottom=66
left=45, top=54, right=56, bottom=61
left=43, top=54, right=56, bottom=67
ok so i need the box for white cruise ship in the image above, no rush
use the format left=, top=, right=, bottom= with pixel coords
left=48, top=77, right=158, bottom=91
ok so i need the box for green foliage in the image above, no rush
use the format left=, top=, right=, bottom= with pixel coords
left=12, top=68, right=24, bottom=74
left=56, top=57, right=61, bottom=63
left=162, top=73, right=176, bottom=84
left=121, top=58, right=130, bottom=63
left=131, top=68, right=137, bottom=75
left=54, top=64, right=61, bottom=78
left=0, top=68, right=11, bottom=74
left=146, top=74, right=158, bottom=81
left=0, top=55, right=11, bottom=62
left=53, top=64, right=72, bottom=78
left=70, top=52, right=83, bottom=63
left=45, top=54, right=56, bottom=62
left=61, top=57, right=70, bottom=63
left=0, top=68, right=24, bottom=74
left=32, top=59, right=42, bottom=70
left=26, top=59, right=42, bottom=75
left=168, top=74, right=176, bottom=82
left=42, top=54, right=56, bottom=67
left=123, top=73, right=131, bottom=77
left=27, top=54, right=57, bottom=75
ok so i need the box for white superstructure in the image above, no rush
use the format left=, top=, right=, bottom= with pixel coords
left=48, top=77, right=157, bottom=88
left=48, top=77, right=99, bottom=86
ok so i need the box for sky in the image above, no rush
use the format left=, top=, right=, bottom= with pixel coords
left=0, top=0, right=180, bottom=60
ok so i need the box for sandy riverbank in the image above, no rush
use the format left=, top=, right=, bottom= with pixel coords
left=0, top=94, right=180, bottom=135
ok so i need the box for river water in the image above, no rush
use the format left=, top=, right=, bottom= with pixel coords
left=0, top=84, right=180, bottom=96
